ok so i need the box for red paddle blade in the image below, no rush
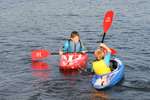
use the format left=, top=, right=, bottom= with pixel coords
left=110, top=48, right=117, bottom=55
left=31, top=50, right=50, bottom=60
left=103, top=10, right=114, bottom=33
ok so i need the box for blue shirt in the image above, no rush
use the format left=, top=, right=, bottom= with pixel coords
left=62, top=39, right=86, bottom=53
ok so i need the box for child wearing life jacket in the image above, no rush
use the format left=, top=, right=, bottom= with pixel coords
left=59, top=31, right=86, bottom=55
left=92, top=43, right=111, bottom=75
left=92, top=43, right=111, bottom=86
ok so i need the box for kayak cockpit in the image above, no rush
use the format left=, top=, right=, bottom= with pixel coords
left=110, top=59, right=118, bottom=71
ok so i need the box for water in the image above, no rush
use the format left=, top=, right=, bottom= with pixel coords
left=0, top=0, right=150, bottom=100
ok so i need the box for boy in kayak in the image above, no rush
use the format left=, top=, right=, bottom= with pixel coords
left=59, top=31, right=86, bottom=55
left=92, top=43, right=111, bottom=86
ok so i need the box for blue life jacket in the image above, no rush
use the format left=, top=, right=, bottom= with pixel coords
left=62, top=39, right=85, bottom=53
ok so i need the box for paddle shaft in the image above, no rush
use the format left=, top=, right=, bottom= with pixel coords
left=51, top=51, right=94, bottom=55
left=101, top=32, right=106, bottom=43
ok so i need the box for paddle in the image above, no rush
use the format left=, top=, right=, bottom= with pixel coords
left=79, top=10, right=115, bottom=73
left=100, top=10, right=116, bottom=55
left=101, top=10, right=114, bottom=43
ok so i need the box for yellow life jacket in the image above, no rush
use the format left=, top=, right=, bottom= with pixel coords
left=92, top=60, right=111, bottom=75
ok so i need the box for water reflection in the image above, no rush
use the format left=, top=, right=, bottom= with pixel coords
left=32, top=71, right=50, bottom=80
left=59, top=69, right=80, bottom=86
left=31, top=61, right=49, bottom=70
left=31, top=61, right=51, bottom=80
left=59, top=69, right=80, bottom=76
left=90, top=90, right=109, bottom=100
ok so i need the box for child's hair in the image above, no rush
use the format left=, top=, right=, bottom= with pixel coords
left=94, top=49, right=104, bottom=60
left=70, top=31, right=80, bottom=38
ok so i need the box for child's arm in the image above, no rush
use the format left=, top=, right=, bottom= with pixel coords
left=100, top=43, right=111, bottom=66
left=104, top=52, right=111, bottom=66
left=59, top=40, right=69, bottom=55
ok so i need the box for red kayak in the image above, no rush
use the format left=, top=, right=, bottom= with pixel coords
left=59, top=53, right=88, bottom=70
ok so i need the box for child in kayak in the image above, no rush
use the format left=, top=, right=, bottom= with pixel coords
left=59, top=31, right=86, bottom=55
left=92, top=43, right=111, bottom=86
left=92, top=43, right=111, bottom=75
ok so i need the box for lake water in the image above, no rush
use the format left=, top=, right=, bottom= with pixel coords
left=0, top=0, right=150, bottom=99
